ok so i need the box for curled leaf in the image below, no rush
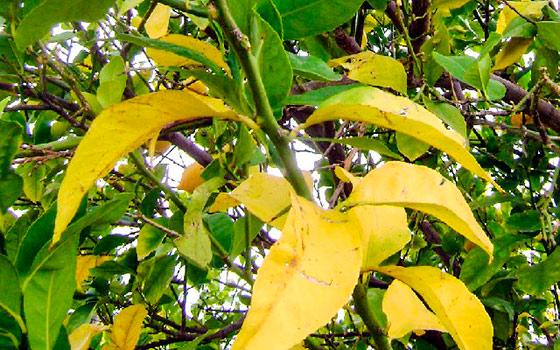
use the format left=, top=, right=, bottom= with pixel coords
left=377, top=265, right=493, bottom=350
left=54, top=90, right=238, bottom=244
left=347, top=162, right=493, bottom=257
left=232, top=195, right=362, bottom=350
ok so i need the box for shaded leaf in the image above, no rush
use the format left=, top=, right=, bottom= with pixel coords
left=517, top=249, right=560, bottom=295
left=0, top=256, right=25, bottom=332
left=75, top=255, right=111, bottom=291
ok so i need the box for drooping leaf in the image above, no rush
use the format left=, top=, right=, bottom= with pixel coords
left=54, top=90, right=239, bottom=244
left=97, top=56, right=127, bottom=109
left=232, top=195, right=362, bottom=350
left=14, top=0, right=114, bottom=49
left=346, top=162, right=493, bottom=257
left=517, top=249, right=560, bottom=295
left=269, top=0, right=364, bottom=39
left=377, top=265, right=493, bottom=350
left=107, top=304, right=147, bottom=350
left=288, top=53, right=341, bottom=81
left=0, top=257, right=25, bottom=332
left=23, top=233, right=79, bottom=350
left=146, top=34, right=230, bottom=75
left=302, top=86, right=502, bottom=191
left=329, top=52, right=407, bottom=94
left=145, top=4, right=170, bottom=39
left=382, top=280, right=447, bottom=338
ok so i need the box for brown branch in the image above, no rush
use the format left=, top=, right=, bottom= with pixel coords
left=162, top=132, right=213, bottom=166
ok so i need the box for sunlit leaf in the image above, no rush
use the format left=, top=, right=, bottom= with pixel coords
left=301, top=86, right=502, bottom=191
left=346, top=162, right=493, bottom=257
left=106, top=304, right=147, bottom=350
left=329, top=52, right=407, bottom=94
left=377, top=265, right=493, bottom=350
left=232, top=195, right=362, bottom=350
left=146, top=34, right=230, bottom=75
left=383, top=279, right=447, bottom=338
left=145, top=4, right=170, bottom=39
left=54, top=90, right=239, bottom=244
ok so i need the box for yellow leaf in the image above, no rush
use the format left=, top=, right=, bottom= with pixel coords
left=377, top=266, right=493, bottom=350
left=301, top=86, right=502, bottom=191
left=383, top=280, right=447, bottom=338
left=108, top=305, right=147, bottom=350
left=329, top=52, right=407, bottom=94
left=496, top=2, right=548, bottom=33
left=147, top=34, right=231, bottom=75
left=69, top=324, right=105, bottom=350
left=76, top=255, right=111, bottom=291
left=145, top=4, right=170, bottom=39
left=54, top=90, right=239, bottom=245
left=351, top=206, right=410, bottom=268
left=347, top=161, right=493, bottom=257
left=432, top=0, right=471, bottom=16
left=208, top=192, right=241, bottom=213
left=334, top=167, right=410, bottom=267
left=232, top=195, right=362, bottom=350
left=230, top=173, right=292, bottom=228
left=493, top=38, right=533, bottom=71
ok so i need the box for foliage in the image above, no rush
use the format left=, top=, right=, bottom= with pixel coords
left=0, top=0, right=560, bottom=349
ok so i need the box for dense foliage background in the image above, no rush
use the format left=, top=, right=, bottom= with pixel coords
left=0, top=0, right=560, bottom=349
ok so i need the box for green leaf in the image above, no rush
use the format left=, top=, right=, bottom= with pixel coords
left=463, top=54, right=492, bottom=97
left=506, top=210, right=541, bottom=232
left=0, top=172, right=22, bottom=213
left=4, top=210, right=39, bottom=263
left=23, top=233, right=79, bottom=350
left=0, top=256, right=25, bottom=333
left=288, top=53, right=341, bottom=81
left=205, top=213, right=234, bottom=254
left=396, top=132, right=430, bottom=161
left=176, top=178, right=225, bottom=268
left=270, top=0, right=364, bottom=39
left=233, top=125, right=265, bottom=167
left=432, top=52, right=474, bottom=82
left=137, top=224, right=166, bottom=261
left=460, top=235, right=525, bottom=291
left=537, top=21, right=560, bottom=51
left=17, top=163, right=45, bottom=203
left=433, top=0, right=473, bottom=16
left=250, top=11, right=292, bottom=111
left=0, top=120, right=22, bottom=177
left=423, top=99, right=467, bottom=139
left=14, top=0, right=114, bottom=49
left=231, top=214, right=263, bottom=258
left=141, top=255, right=177, bottom=304
left=517, top=249, right=560, bottom=294
left=97, top=56, right=127, bottom=108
